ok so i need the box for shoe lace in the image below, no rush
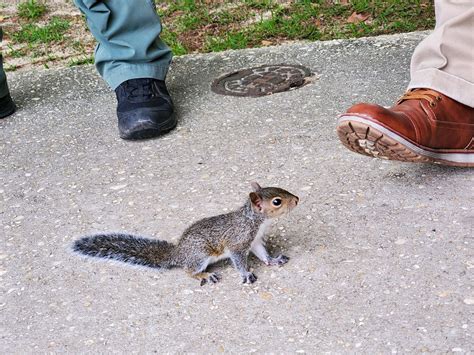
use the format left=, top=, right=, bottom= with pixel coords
left=124, top=79, right=155, bottom=100
left=397, top=89, right=442, bottom=107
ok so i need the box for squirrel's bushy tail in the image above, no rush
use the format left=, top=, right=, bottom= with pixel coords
left=73, top=233, right=176, bottom=269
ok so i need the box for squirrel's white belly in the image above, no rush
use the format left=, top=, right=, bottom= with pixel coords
left=251, top=220, right=272, bottom=248
left=203, top=220, right=272, bottom=269
left=205, top=250, right=232, bottom=268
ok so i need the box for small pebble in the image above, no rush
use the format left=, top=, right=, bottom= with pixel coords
left=110, top=184, right=127, bottom=190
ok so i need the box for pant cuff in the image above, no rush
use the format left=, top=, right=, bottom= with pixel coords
left=103, top=63, right=170, bottom=90
left=408, top=68, right=474, bottom=108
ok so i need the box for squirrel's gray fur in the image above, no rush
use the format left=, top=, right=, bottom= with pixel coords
left=73, top=182, right=299, bottom=285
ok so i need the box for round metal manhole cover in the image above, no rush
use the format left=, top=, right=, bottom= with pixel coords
left=211, top=64, right=313, bottom=97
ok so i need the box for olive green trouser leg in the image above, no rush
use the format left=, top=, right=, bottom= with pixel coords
left=0, top=28, right=10, bottom=98
left=73, top=0, right=173, bottom=90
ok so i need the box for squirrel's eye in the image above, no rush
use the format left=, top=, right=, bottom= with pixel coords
left=272, top=198, right=282, bottom=207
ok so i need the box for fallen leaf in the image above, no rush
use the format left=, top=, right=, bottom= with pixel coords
left=347, top=11, right=370, bottom=24
left=261, top=40, right=273, bottom=46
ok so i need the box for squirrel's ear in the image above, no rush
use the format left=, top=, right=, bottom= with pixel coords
left=249, top=192, right=263, bottom=211
left=250, top=181, right=262, bottom=192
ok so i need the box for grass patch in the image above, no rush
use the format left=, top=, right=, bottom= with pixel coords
left=5, top=64, right=18, bottom=72
left=68, top=56, right=94, bottom=67
left=160, top=30, right=188, bottom=55
left=6, top=45, right=26, bottom=58
left=249, top=4, right=322, bottom=41
left=205, top=32, right=249, bottom=52
left=13, top=17, right=70, bottom=44
left=4, top=0, right=435, bottom=69
left=18, top=0, right=47, bottom=20
left=158, top=0, right=434, bottom=55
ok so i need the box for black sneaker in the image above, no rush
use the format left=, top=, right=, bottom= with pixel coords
left=0, top=93, right=16, bottom=118
left=115, top=78, right=177, bottom=140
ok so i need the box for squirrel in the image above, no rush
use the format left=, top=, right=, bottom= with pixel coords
left=73, top=182, right=299, bottom=285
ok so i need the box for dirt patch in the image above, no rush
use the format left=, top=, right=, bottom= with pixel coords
left=1, top=1, right=95, bottom=71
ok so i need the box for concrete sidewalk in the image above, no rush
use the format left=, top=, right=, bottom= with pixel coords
left=1, top=32, right=473, bottom=353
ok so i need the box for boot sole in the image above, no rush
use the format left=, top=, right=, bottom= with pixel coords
left=119, top=113, right=177, bottom=140
left=337, top=115, right=474, bottom=167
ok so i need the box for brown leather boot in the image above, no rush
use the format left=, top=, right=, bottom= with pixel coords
left=336, top=89, right=474, bottom=167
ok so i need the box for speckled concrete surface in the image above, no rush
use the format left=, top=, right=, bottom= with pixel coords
left=1, top=32, right=473, bottom=353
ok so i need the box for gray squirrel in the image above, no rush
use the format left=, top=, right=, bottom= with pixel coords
left=73, top=182, right=299, bottom=285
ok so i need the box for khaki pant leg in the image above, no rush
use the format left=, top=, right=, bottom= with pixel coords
left=408, top=0, right=474, bottom=107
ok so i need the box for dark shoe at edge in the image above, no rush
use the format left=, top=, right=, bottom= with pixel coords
left=0, top=93, right=16, bottom=118
left=115, top=78, right=177, bottom=140
left=336, top=89, right=474, bottom=167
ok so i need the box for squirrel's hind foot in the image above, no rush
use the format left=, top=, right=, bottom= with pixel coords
left=199, top=272, right=221, bottom=286
left=200, top=272, right=221, bottom=286
left=187, top=271, right=221, bottom=286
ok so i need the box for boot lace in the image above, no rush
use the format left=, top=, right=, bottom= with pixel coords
left=124, top=79, right=155, bottom=100
left=397, top=89, right=442, bottom=107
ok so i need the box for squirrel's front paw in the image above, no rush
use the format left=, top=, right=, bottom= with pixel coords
left=242, top=272, right=257, bottom=284
left=267, top=254, right=290, bottom=266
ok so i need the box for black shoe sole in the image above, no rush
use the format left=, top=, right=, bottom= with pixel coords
left=119, top=113, right=177, bottom=140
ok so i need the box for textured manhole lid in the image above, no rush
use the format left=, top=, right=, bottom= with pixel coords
left=211, top=64, right=313, bottom=97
